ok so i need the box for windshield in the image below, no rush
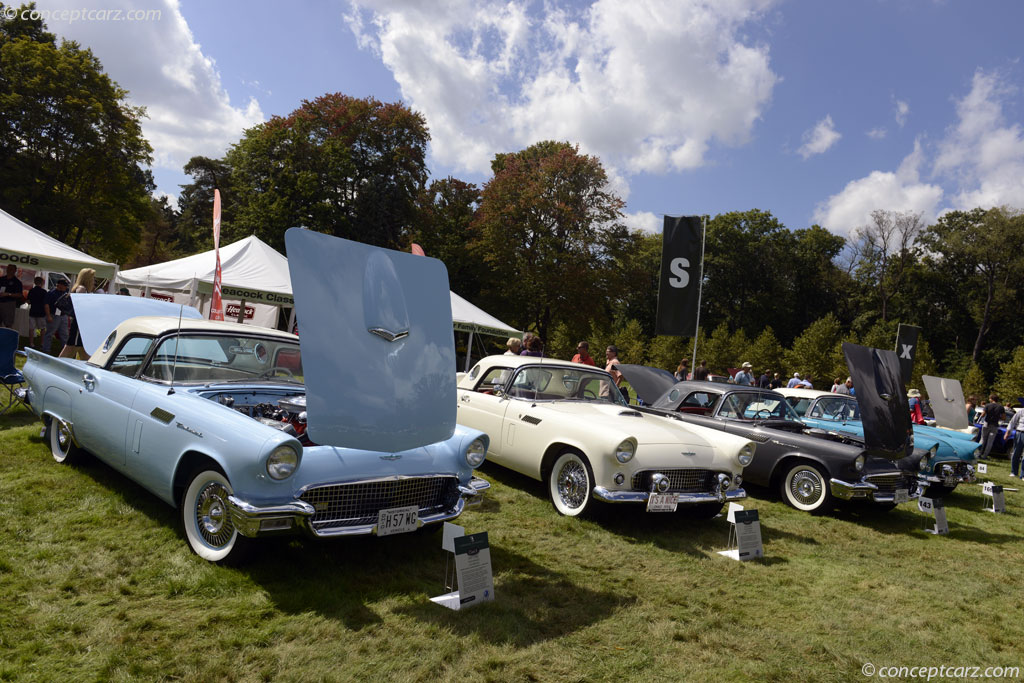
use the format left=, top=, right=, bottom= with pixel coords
left=143, top=333, right=303, bottom=384
left=718, top=391, right=803, bottom=421
left=508, top=366, right=627, bottom=405
left=810, top=396, right=860, bottom=421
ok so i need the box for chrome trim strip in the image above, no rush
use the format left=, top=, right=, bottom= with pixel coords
left=295, top=472, right=460, bottom=497
left=830, top=477, right=921, bottom=503
left=592, top=487, right=747, bottom=505
left=367, top=327, right=410, bottom=343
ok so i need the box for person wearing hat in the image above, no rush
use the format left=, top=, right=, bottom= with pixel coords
left=786, top=372, right=802, bottom=388
left=734, top=362, right=754, bottom=386
left=907, top=388, right=926, bottom=424
left=504, top=337, right=522, bottom=355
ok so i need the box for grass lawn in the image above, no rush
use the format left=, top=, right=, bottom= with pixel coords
left=1, top=395, right=1022, bottom=682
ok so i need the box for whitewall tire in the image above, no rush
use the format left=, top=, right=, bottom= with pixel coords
left=548, top=450, right=595, bottom=517
left=181, top=468, right=249, bottom=563
left=47, top=417, right=83, bottom=464
left=781, top=462, right=832, bottom=514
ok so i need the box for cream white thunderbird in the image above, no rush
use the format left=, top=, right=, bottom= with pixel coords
left=456, top=356, right=755, bottom=517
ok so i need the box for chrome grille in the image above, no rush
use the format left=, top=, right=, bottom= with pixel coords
left=631, top=469, right=721, bottom=493
left=865, top=473, right=909, bottom=495
left=936, top=461, right=970, bottom=477
left=300, top=477, right=460, bottom=530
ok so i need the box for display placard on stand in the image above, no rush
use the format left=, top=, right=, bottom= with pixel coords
left=718, top=505, right=763, bottom=561
left=976, top=463, right=988, bottom=475
left=982, top=482, right=1006, bottom=513
left=430, top=528, right=494, bottom=611
left=918, top=496, right=948, bottom=535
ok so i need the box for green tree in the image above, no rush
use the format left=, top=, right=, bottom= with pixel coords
left=786, top=314, right=846, bottom=386
left=849, top=210, right=925, bottom=324
left=963, top=363, right=988, bottom=401
left=993, top=346, right=1024, bottom=404
left=702, top=323, right=735, bottom=375
left=746, top=327, right=786, bottom=379
left=0, top=3, right=154, bottom=261
left=175, top=156, right=234, bottom=254
left=125, top=196, right=179, bottom=268
left=647, top=335, right=692, bottom=374
left=473, top=141, right=625, bottom=340
left=409, top=177, right=484, bottom=299
left=225, top=94, right=429, bottom=252
left=909, top=340, right=937, bottom=394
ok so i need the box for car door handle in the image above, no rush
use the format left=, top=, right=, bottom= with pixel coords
left=82, top=373, right=96, bottom=391
left=460, top=394, right=470, bottom=403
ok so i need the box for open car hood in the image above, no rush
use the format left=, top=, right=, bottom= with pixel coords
left=921, top=375, right=969, bottom=430
left=72, top=294, right=203, bottom=356
left=843, top=342, right=914, bottom=460
left=617, top=364, right=678, bottom=406
left=285, top=228, right=456, bottom=453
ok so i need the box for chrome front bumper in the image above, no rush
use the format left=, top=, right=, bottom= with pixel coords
left=226, top=475, right=490, bottom=539
left=920, top=463, right=975, bottom=485
left=829, top=477, right=921, bottom=503
left=592, top=487, right=747, bottom=505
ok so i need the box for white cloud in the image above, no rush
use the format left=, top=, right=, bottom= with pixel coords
left=623, top=211, right=660, bottom=234
left=894, top=99, right=909, bottom=127
left=812, top=139, right=943, bottom=235
left=797, top=115, right=841, bottom=159
left=33, top=0, right=264, bottom=172
left=345, top=0, right=779, bottom=179
left=934, top=69, right=1024, bottom=211
left=866, top=127, right=887, bottom=140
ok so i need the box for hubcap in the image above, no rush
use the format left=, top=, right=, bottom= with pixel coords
left=195, top=482, right=234, bottom=547
left=57, top=425, right=70, bottom=453
left=557, top=461, right=588, bottom=508
left=790, top=470, right=823, bottom=506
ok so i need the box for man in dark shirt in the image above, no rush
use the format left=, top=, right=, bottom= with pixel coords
left=758, top=369, right=771, bottom=389
left=0, top=264, right=22, bottom=328
left=980, top=394, right=1005, bottom=459
left=693, top=360, right=709, bottom=381
left=42, top=279, right=71, bottom=354
left=27, top=276, right=47, bottom=348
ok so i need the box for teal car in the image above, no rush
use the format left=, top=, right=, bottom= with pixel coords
left=780, top=388, right=978, bottom=497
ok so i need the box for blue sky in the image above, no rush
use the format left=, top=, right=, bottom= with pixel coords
left=28, top=0, right=1024, bottom=237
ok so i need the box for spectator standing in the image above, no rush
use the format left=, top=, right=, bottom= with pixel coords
left=0, top=264, right=22, bottom=328
left=907, top=389, right=926, bottom=425
left=520, top=335, right=544, bottom=357
left=979, top=394, right=1005, bottom=459
left=505, top=337, right=522, bottom=355
left=600, top=345, right=623, bottom=397
left=1005, top=408, right=1024, bottom=477
left=572, top=341, right=596, bottom=366
left=42, top=279, right=71, bottom=354
left=758, top=369, right=771, bottom=389
left=769, top=372, right=783, bottom=389
left=830, top=378, right=842, bottom=392
left=836, top=377, right=853, bottom=395
left=693, top=360, right=709, bottom=381
left=59, top=268, right=96, bottom=360
left=965, top=396, right=979, bottom=424
left=786, top=372, right=802, bottom=388
left=734, top=362, right=754, bottom=386
left=674, top=358, right=690, bottom=381
left=26, top=276, right=47, bottom=348
left=798, top=375, right=814, bottom=390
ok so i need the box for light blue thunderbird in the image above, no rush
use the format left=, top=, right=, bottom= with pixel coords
left=20, top=229, right=490, bottom=563
left=779, top=388, right=978, bottom=497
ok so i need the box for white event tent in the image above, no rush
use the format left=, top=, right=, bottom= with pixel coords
left=0, top=207, right=117, bottom=279
left=118, top=235, right=520, bottom=365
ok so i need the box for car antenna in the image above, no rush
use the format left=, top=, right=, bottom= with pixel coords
left=167, top=304, right=184, bottom=395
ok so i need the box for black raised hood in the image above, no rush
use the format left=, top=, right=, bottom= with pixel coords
left=616, top=364, right=678, bottom=406
left=842, top=342, right=914, bottom=460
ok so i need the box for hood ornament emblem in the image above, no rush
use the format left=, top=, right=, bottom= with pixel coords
left=379, top=454, right=402, bottom=461
left=368, top=327, right=409, bottom=343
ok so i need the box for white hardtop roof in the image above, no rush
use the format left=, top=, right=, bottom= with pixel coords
left=89, top=316, right=298, bottom=366
left=0, top=207, right=117, bottom=278
left=777, top=388, right=835, bottom=400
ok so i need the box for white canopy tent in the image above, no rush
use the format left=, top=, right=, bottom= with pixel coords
left=0, top=206, right=117, bottom=279
left=116, top=235, right=293, bottom=327
left=117, top=234, right=519, bottom=362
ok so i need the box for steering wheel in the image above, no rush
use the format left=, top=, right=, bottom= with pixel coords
left=583, top=388, right=598, bottom=399
left=259, top=366, right=295, bottom=379
left=755, top=408, right=772, bottom=419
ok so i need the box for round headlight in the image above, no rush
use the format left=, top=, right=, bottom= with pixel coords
left=918, top=455, right=929, bottom=471
left=266, top=445, right=298, bottom=480
left=615, top=439, right=636, bottom=464
left=854, top=454, right=865, bottom=472
left=929, top=444, right=939, bottom=457
left=737, top=443, right=755, bottom=467
left=465, top=437, right=486, bottom=467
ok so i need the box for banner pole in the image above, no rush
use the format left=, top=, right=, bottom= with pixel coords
left=690, top=215, right=707, bottom=375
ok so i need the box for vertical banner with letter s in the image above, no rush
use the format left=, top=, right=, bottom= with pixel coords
left=895, top=323, right=921, bottom=386
left=209, top=189, right=225, bottom=321
left=656, top=215, right=703, bottom=336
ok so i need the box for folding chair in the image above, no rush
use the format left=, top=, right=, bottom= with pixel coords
left=0, top=328, right=26, bottom=415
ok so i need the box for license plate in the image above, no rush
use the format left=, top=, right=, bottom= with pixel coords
left=376, top=505, right=419, bottom=536
left=894, top=489, right=909, bottom=505
left=943, top=475, right=958, bottom=487
left=647, top=493, right=678, bottom=512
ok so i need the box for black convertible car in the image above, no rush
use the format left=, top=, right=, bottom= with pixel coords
left=619, top=343, right=926, bottom=514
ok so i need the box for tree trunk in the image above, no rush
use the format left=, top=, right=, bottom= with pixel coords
left=972, top=272, right=995, bottom=362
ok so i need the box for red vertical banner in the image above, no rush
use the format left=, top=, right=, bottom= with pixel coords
left=209, top=189, right=225, bottom=320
